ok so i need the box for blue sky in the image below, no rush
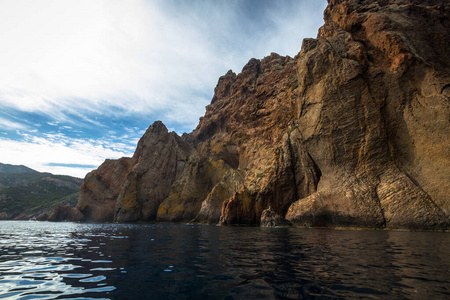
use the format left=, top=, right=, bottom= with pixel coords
left=0, top=0, right=327, bottom=178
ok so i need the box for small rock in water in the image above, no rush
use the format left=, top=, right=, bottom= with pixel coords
left=260, top=206, right=292, bottom=227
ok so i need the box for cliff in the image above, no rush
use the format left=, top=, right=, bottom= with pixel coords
left=55, top=0, right=449, bottom=230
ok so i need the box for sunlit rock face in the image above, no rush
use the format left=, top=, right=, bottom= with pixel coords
left=285, top=0, right=450, bottom=229
left=60, top=0, right=449, bottom=230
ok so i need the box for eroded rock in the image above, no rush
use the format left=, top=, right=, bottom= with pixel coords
left=57, top=0, right=449, bottom=230
left=260, top=206, right=292, bottom=227
left=48, top=205, right=84, bottom=222
left=286, top=0, right=449, bottom=230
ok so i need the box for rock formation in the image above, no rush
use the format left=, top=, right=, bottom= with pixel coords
left=260, top=206, right=292, bottom=227
left=72, top=121, right=191, bottom=223
left=58, top=0, right=449, bottom=230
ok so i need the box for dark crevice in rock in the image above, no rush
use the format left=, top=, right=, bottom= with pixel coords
left=441, top=84, right=450, bottom=95
left=196, top=121, right=219, bottom=142
left=287, top=133, right=299, bottom=203
left=307, top=153, right=322, bottom=191
left=374, top=183, right=387, bottom=228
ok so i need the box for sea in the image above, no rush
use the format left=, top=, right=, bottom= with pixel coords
left=0, top=221, right=448, bottom=299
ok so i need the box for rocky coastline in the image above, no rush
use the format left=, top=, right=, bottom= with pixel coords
left=50, top=0, right=450, bottom=230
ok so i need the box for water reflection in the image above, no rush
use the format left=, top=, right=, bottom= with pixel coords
left=0, top=221, right=449, bottom=299
left=0, top=222, right=114, bottom=299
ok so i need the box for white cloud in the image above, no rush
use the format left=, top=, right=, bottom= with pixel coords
left=0, top=133, right=135, bottom=178
left=0, top=0, right=326, bottom=130
left=0, top=0, right=151, bottom=110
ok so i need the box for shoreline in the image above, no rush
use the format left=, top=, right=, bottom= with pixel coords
left=2, top=219, right=449, bottom=233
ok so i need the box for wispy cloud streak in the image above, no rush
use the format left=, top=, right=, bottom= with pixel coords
left=0, top=132, right=136, bottom=178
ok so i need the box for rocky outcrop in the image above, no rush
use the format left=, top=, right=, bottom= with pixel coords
left=47, top=205, right=84, bottom=222
left=73, top=121, right=191, bottom=222
left=59, top=0, right=449, bottom=230
left=75, top=157, right=134, bottom=222
left=260, top=206, right=292, bottom=227
left=114, top=122, right=191, bottom=222
left=160, top=53, right=308, bottom=225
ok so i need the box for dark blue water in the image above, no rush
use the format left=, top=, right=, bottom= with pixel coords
left=0, top=221, right=449, bottom=299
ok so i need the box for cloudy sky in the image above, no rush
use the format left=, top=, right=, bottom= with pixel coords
left=0, top=0, right=327, bottom=178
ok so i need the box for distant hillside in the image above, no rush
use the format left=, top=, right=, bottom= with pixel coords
left=0, top=163, right=83, bottom=220
left=0, top=163, right=37, bottom=174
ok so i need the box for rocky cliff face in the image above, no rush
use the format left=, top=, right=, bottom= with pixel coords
left=285, top=0, right=450, bottom=229
left=70, top=121, right=191, bottom=223
left=62, top=0, right=449, bottom=229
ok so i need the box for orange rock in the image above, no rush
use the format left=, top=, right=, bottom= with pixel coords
left=55, top=0, right=449, bottom=230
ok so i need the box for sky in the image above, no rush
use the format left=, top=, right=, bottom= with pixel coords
left=0, top=0, right=327, bottom=178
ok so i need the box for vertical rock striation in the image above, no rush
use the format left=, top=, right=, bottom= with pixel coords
left=285, top=0, right=449, bottom=229
left=59, top=0, right=449, bottom=230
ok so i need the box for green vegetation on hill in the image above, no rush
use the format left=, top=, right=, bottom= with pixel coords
left=0, top=163, right=83, bottom=220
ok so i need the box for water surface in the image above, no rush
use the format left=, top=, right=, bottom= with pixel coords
left=0, top=221, right=449, bottom=299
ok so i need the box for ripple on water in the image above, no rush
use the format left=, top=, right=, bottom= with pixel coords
left=90, top=267, right=116, bottom=271
left=80, top=275, right=107, bottom=283
left=1, top=221, right=449, bottom=299
left=62, top=273, right=92, bottom=279
left=91, top=260, right=112, bottom=263
left=0, top=222, right=118, bottom=299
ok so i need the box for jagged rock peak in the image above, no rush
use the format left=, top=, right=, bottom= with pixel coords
left=193, top=52, right=296, bottom=143
left=211, top=53, right=294, bottom=104
left=211, top=70, right=237, bottom=104
left=147, top=120, right=168, bottom=133
left=241, top=58, right=261, bottom=77
left=133, top=120, right=170, bottom=159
